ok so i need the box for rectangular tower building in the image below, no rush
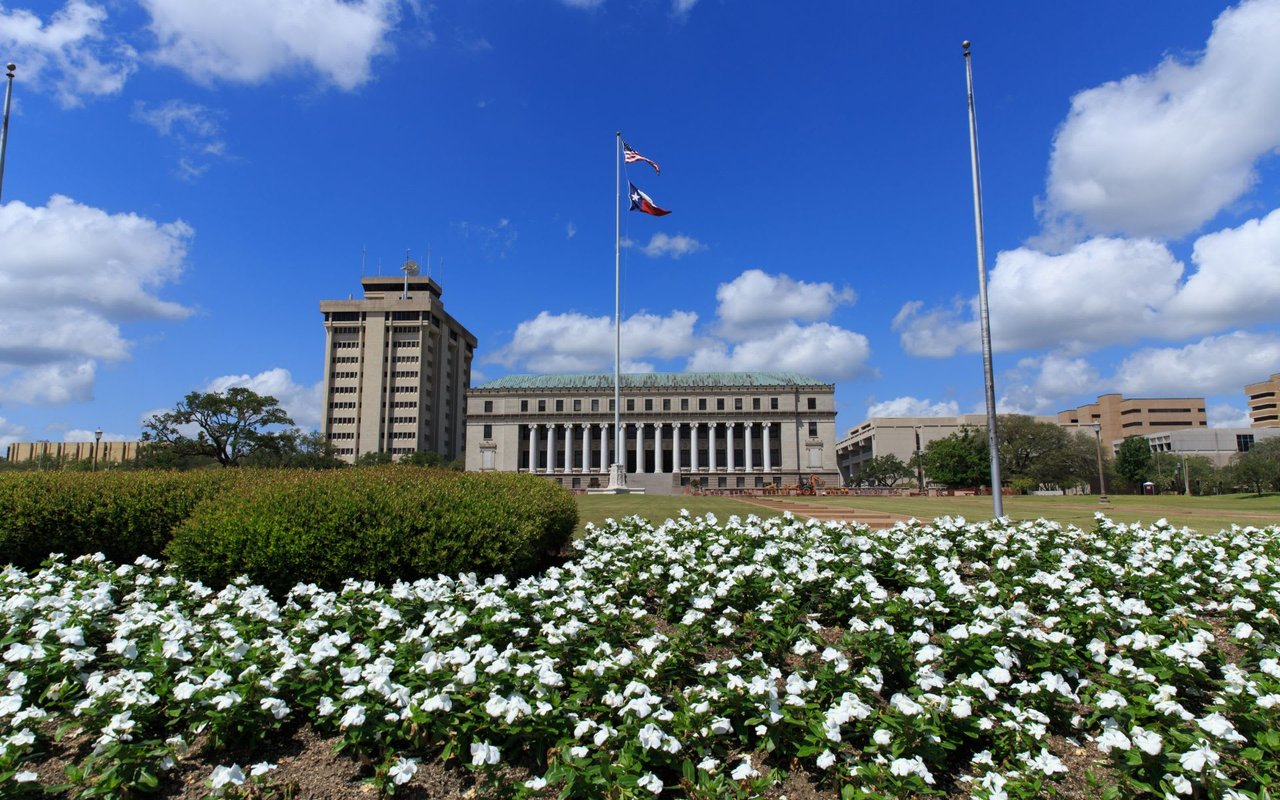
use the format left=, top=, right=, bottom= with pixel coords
left=320, top=272, right=477, bottom=464
left=1246, top=372, right=1280, bottom=428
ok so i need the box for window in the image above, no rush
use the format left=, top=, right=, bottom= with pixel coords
left=662, top=399, right=671, bottom=411
left=573, top=399, right=581, bottom=412
left=483, top=424, right=493, bottom=439
left=734, top=398, right=743, bottom=411
left=553, top=399, right=563, bottom=412
left=609, top=399, right=615, bottom=411
left=483, top=400, right=493, bottom=413
left=520, top=400, right=528, bottom=412
left=627, top=399, right=635, bottom=411
left=698, top=399, right=707, bottom=411
left=808, top=421, right=818, bottom=437
left=681, top=399, right=689, bottom=411
left=770, top=397, right=779, bottom=410
left=538, top=400, right=546, bottom=412
left=591, top=399, right=599, bottom=412
left=716, top=399, right=725, bottom=411
left=644, top=399, right=653, bottom=411
left=752, top=398, right=761, bottom=410
left=1238, top=434, right=1256, bottom=452
left=807, top=397, right=817, bottom=410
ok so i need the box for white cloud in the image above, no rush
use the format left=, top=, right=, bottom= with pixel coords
left=635, top=232, right=705, bottom=259
left=1111, top=331, right=1280, bottom=397
left=132, top=99, right=227, bottom=180
left=0, top=196, right=192, bottom=405
left=0, top=416, right=27, bottom=451
left=997, top=355, right=1101, bottom=416
left=64, top=427, right=129, bottom=442
left=204, top=368, right=325, bottom=430
left=1207, top=403, right=1253, bottom=428
left=866, top=396, right=960, bottom=418
left=687, top=322, right=872, bottom=382
left=489, top=310, right=699, bottom=374
left=141, top=0, right=400, bottom=90
left=1163, top=206, right=1280, bottom=335
left=672, top=0, right=699, bottom=19
left=1043, top=0, right=1280, bottom=239
left=559, top=0, right=605, bottom=9
left=566, top=222, right=577, bottom=239
left=0, top=1, right=136, bottom=106
left=716, top=269, right=855, bottom=340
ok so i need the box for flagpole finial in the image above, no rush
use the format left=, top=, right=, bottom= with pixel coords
left=962, top=40, right=971, bottom=54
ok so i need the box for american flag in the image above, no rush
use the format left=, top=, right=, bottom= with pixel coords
left=623, top=141, right=660, bottom=174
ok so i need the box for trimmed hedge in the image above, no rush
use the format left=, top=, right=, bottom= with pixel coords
left=0, top=470, right=241, bottom=570
left=165, top=466, right=577, bottom=593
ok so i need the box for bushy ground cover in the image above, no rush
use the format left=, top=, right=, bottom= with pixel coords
left=1, top=512, right=1278, bottom=798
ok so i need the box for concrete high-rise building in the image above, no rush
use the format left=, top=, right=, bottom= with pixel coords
left=320, top=270, right=477, bottom=464
left=464, top=372, right=839, bottom=493
left=1056, top=393, right=1206, bottom=447
left=1245, top=372, right=1280, bottom=428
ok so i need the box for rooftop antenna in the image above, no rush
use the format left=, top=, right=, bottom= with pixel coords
left=425, top=244, right=432, bottom=279
left=360, top=245, right=367, bottom=276
left=401, top=252, right=419, bottom=300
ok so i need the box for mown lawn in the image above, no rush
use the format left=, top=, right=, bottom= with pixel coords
left=575, top=491, right=1280, bottom=536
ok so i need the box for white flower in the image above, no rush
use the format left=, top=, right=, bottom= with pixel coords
left=638, top=723, right=665, bottom=750
left=524, top=776, right=548, bottom=790
left=210, top=764, right=246, bottom=789
left=637, top=771, right=663, bottom=794
left=339, top=705, right=366, bottom=728
left=889, top=755, right=934, bottom=784
left=730, top=755, right=758, bottom=781
left=470, top=741, right=500, bottom=766
left=710, top=716, right=732, bottom=735
left=388, top=757, right=418, bottom=785
left=1130, top=726, right=1162, bottom=756
left=1178, top=740, right=1219, bottom=773
left=816, top=749, right=836, bottom=769
left=1095, top=728, right=1131, bottom=753
left=250, top=762, right=277, bottom=777
left=872, top=728, right=892, bottom=746
left=14, top=771, right=38, bottom=783
left=1197, top=712, right=1246, bottom=743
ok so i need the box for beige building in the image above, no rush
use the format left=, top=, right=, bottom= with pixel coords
left=464, top=372, right=839, bottom=493
left=320, top=271, right=477, bottom=464
left=1057, top=393, right=1206, bottom=446
left=5, top=440, right=139, bottom=466
left=1139, top=427, right=1280, bottom=469
left=1246, top=373, right=1280, bottom=428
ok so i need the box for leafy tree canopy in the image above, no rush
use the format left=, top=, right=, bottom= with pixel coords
left=141, top=388, right=295, bottom=468
left=922, top=427, right=989, bottom=489
left=1113, top=436, right=1154, bottom=490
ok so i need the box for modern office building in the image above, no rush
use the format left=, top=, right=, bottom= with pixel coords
left=1138, top=427, right=1280, bottom=468
left=1056, top=393, right=1207, bottom=446
left=463, top=372, right=839, bottom=493
left=1246, top=373, right=1280, bottom=428
left=320, top=269, right=477, bottom=464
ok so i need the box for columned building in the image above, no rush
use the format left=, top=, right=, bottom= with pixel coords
left=464, top=372, right=839, bottom=493
left=320, top=271, right=477, bottom=464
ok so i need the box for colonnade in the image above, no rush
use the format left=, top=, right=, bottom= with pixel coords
left=522, top=420, right=777, bottom=474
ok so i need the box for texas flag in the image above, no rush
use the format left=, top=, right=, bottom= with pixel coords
left=628, top=182, right=671, bottom=216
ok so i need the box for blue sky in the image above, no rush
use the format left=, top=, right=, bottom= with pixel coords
left=1, top=0, right=1278, bottom=448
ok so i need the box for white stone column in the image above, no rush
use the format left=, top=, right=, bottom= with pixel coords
left=528, top=424, right=538, bottom=472
left=582, top=424, right=591, bottom=473
left=634, top=423, right=644, bottom=474
left=545, top=423, right=556, bottom=474
left=763, top=422, right=772, bottom=472
left=690, top=422, right=700, bottom=471
left=599, top=422, right=609, bottom=472
left=745, top=422, right=754, bottom=471
left=565, top=423, right=574, bottom=472
left=673, top=423, right=682, bottom=472
left=727, top=422, right=736, bottom=471
left=654, top=423, right=664, bottom=473
left=709, top=423, right=717, bottom=471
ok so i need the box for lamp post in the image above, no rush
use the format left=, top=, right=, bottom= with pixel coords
left=0, top=63, right=14, bottom=202
left=914, top=425, right=924, bottom=493
left=1092, top=422, right=1109, bottom=505
left=93, top=427, right=102, bottom=472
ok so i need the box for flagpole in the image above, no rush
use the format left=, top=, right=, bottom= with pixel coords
left=0, top=63, right=15, bottom=203
left=609, top=131, right=627, bottom=491
left=964, top=41, right=1004, bottom=518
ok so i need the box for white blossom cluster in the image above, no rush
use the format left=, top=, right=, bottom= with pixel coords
left=0, top=511, right=1277, bottom=798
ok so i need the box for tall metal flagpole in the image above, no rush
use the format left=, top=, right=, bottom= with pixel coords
left=0, top=64, right=16, bottom=202
left=609, top=131, right=627, bottom=490
left=963, top=41, right=1004, bottom=518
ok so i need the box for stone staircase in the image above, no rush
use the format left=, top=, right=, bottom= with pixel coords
left=740, top=497, right=913, bottom=530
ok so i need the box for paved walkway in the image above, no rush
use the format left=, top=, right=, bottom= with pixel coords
left=740, top=497, right=915, bottom=529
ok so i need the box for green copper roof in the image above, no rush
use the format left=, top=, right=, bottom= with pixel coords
left=474, top=372, right=826, bottom=390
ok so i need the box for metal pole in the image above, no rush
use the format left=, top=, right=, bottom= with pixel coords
left=93, top=427, right=102, bottom=472
left=1181, top=453, right=1190, bottom=496
left=963, top=41, right=1004, bottom=518
left=1092, top=423, right=1109, bottom=504
left=0, top=63, right=15, bottom=202
left=914, top=425, right=924, bottom=492
left=611, top=132, right=625, bottom=487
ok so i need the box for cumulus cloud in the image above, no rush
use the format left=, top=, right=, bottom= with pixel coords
left=0, top=1, right=136, bottom=106
left=204, top=368, right=325, bottom=430
left=672, top=0, right=700, bottom=19
left=141, top=0, right=400, bottom=90
left=687, top=322, right=872, bottom=382
left=998, top=355, right=1102, bottom=415
left=866, top=397, right=960, bottom=418
left=1207, top=403, right=1253, bottom=428
left=1111, top=331, right=1280, bottom=397
left=64, top=427, right=129, bottom=442
left=716, top=269, right=855, bottom=341
left=1043, top=0, right=1280, bottom=239
left=489, top=310, right=700, bottom=374
left=634, top=232, right=705, bottom=259
left=0, top=416, right=27, bottom=451
left=0, top=196, right=192, bottom=405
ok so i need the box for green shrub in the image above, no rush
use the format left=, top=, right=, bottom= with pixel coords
left=165, top=467, right=577, bottom=593
left=0, top=470, right=240, bottom=570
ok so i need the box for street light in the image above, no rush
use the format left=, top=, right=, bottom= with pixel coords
left=1091, top=422, right=1110, bottom=505
left=93, top=427, right=102, bottom=472
left=914, top=425, right=924, bottom=493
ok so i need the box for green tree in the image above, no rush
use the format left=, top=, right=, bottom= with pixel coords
left=858, top=454, right=912, bottom=487
left=241, top=430, right=347, bottom=469
left=141, top=388, right=295, bottom=468
left=1231, top=439, right=1280, bottom=495
left=922, top=427, right=989, bottom=489
left=996, top=415, right=1092, bottom=491
left=1113, top=436, right=1154, bottom=491
left=355, top=450, right=394, bottom=466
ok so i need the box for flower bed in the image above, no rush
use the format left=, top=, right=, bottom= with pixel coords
left=1, top=512, right=1278, bottom=798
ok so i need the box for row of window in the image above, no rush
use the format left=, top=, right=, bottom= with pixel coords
left=329, top=401, right=356, bottom=409
left=481, top=396, right=821, bottom=414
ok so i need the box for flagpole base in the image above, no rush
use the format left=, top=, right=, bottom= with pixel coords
left=589, top=463, right=636, bottom=494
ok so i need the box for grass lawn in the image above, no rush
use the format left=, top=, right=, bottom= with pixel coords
left=575, top=491, right=1280, bottom=536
